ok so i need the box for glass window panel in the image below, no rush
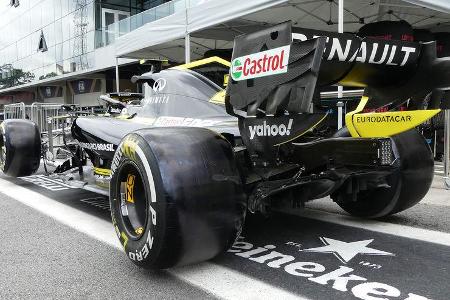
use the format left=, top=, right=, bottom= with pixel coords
left=43, top=23, right=55, bottom=47
left=42, top=0, right=55, bottom=27
left=21, top=57, right=31, bottom=72
left=155, top=3, right=171, bottom=19
left=61, top=0, right=69, bottom=17
left=104, top=12, right=114, bottom=27
left=12, top=19, right=21, bottom=42
left=62, top=14, right=72, bottom=42
left=0, top=49, right=5, bottom=66
left=68, top=0, right=78, bottom=14
left=20, top=37, right=27, bottom=59
left=30, top=0, right=40, bottom=10
left=29, top=33, right=36, bottom=57
left=142, top=9, right=155, bottom=24
left=31, top=3, right=42, bottom=32
left=30, top=54, right=41, bottom=72
left=118, top=17, right=129, bottom=36
left=118, top=13, right=127, bottom=21
left=32, top=31, right=41, bottom=53
left=85, top=52, right=94, bottom=70
left=17, top=39, right=24, bottom=60
left=25, top=35, right=32, bottom=58
left=86, top=30, right=94, bottom=52
left=94, top=2, right=101, bottom=30
left=63, top=40, right=72, bottom=60
left=85, top=3, right=94, bottom=32
left=56, top=61, right=63, bottom=75
left=55, top=0, right=62, bottom=20
left=55, top=43, right=63, bottom=62
left=42, top=46, right=55, bottom=67
left=54, top=19, right=63, bottom=45
left=9, top=44, right=17, bottom=63
left=63, top=59, right=72, bottom=74
left=20, top=11, right=31, bottom=40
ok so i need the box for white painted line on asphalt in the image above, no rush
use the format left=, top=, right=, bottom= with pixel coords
left=0, top=178, right=120, bottom=248
left=0, top=178, right=304, bottom=300
left=283, top=208, right=450, bottom=246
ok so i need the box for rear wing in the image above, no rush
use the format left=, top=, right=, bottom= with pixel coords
left=226, top=21, right=450, bottom=117
left=227, top=22, right=326, bottom=117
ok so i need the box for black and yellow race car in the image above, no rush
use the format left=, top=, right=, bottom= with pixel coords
left=0, top=22, right=449, bottom=269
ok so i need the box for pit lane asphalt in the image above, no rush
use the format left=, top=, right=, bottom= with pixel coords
left=306, top=176, right=450, bottom=233
left=0, top=173, right=449, bottom=299
left=0, top=191, right=216, bottom=299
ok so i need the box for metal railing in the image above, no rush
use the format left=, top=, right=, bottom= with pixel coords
left=3, top=102, right=83, bottom=161
left=29, top=102, right=75, bottom=134
left=4, top=102, right=26, bottom=119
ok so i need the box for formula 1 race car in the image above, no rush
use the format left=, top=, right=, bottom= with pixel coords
left=1, top=22, right=449, bottom=269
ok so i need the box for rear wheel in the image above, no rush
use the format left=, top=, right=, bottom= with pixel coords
left=332, top=129, right=433, bottom=218
left=109, top=128, right=246, bottom=269
left=0, top=119, right=41, bottom=177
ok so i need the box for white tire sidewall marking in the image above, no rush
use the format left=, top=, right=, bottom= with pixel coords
left=111, top=136, right=159, bottom=262
left=134, top=145, right=157, bottom=205
left=131, top=143, right=158, bottom=261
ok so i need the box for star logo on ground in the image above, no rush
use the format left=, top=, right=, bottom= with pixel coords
left=301, top=237, right=395, bottom=263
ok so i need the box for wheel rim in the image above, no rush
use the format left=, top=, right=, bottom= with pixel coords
left=116, top=162, right=148, bottom=240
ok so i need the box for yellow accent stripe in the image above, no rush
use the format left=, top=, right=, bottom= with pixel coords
left=345, top=96, right=369, bottom=138
left=345, top=96, right=441, bottom=138
left=275, top=114, right=329, bottom=146
left=210, top=90, right=226, bottom=104
left=171, top=56, right=231, bottom=70
left=93, top=167, right=111, bottom=176
left=350, top=109, right=441, bottom=138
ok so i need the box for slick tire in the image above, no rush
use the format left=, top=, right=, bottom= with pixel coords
left=0, top=119, right=41, bottom=177
left=109, top=127, right=246, bottom=269
left=333, top=129, right=433, bottom=218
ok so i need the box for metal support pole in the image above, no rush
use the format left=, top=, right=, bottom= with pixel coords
left=338, top=0, right=344, bottom=34
left=337, top=0, right=344, bottom=129
left=47, top=117, right=54, bottom=162
left=434, top=129, right=437, bottom=159
left=444, top=109, right=450, bottom=189
left=185, top=33, right=191, bottom=63
left=115, top=57, right=120, bottom=93
left=337, top=101, right=344, bottom=129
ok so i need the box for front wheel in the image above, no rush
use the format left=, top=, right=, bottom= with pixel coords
left=0, top=119, right=41, bottom=177
left=109, top=128, right=246, bottom=269
left=332, top=129, right=433, bottom=218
